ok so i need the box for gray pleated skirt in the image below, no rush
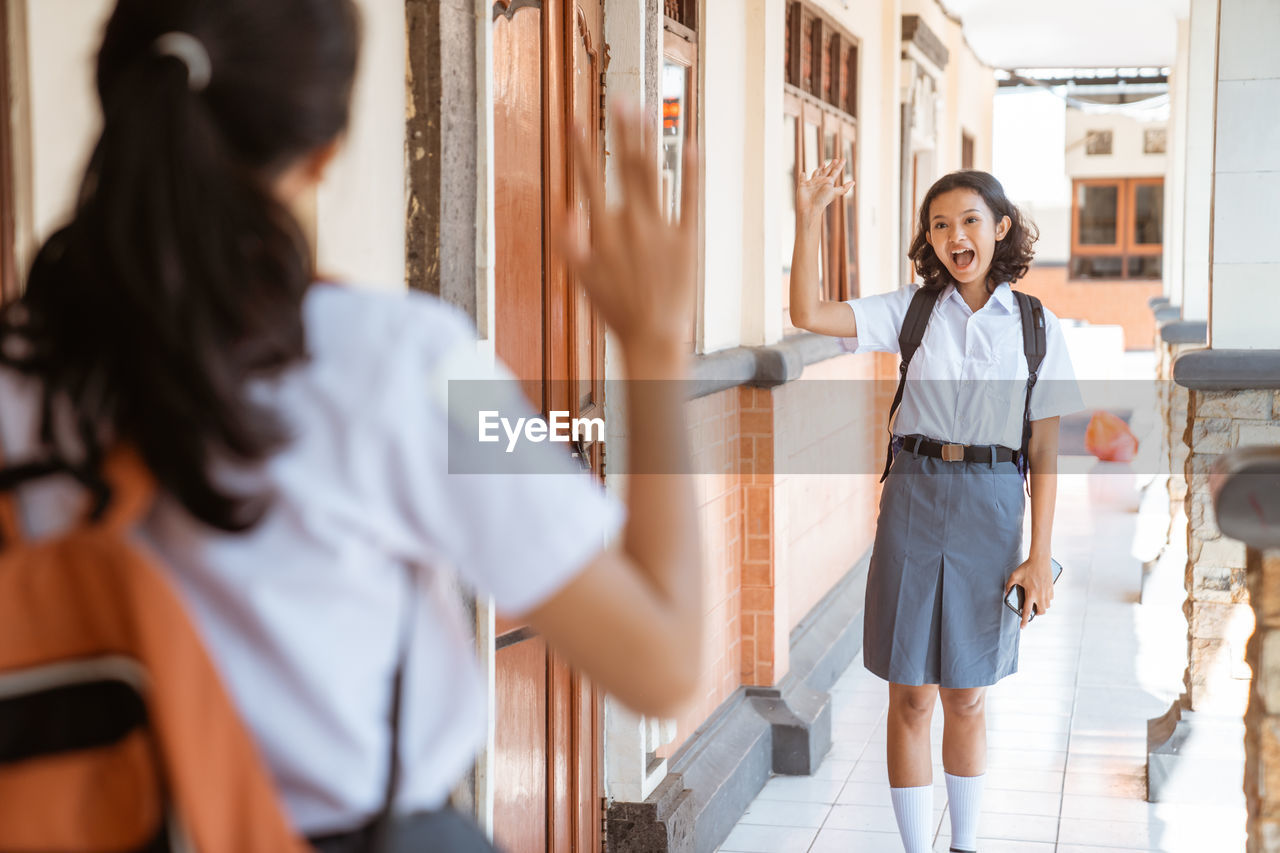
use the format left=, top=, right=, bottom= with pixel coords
left=863, top=444, right=1026, bottom=689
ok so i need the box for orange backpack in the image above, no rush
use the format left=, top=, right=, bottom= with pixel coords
left=0, top=446, right=307, bottom=853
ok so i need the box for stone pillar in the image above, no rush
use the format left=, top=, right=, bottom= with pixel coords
left=1182, top=389, right=1270, bottom=711
left=1150, top=0, right=1280, bottom=808
left=405, top=0, right=480, bottom=312
left=1246, top=549, right=1280, bottom=852
left=1214, top=447, right=1280, bottom=852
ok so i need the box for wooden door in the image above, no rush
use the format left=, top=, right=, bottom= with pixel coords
left=491, top=1, right=605, bottom=851
left=0, top=0, right=19, bottom=303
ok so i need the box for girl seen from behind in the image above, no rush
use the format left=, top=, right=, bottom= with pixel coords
left=0, top=0, right=703, bottom=849
left=789, top=162, right=1083, bottom=853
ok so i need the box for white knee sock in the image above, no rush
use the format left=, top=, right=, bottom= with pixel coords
left=889, top=784, right=935, bottom=853
left=944, top=770, right=985, bottom=852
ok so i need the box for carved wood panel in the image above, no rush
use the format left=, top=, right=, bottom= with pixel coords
left=491, top=2, right=606, bottom=851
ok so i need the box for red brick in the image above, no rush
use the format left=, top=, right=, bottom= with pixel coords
left=742, top=587, right=773, bottom=613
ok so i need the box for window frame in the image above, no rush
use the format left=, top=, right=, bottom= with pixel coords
left=1069, top=176, right=1164, bottom=281
left=663, top=12, right=699, bottom=349
left=782, top=1, right=859, bottom=333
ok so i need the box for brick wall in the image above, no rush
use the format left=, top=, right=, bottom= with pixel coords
left=660, top=389, right=744, bottom=758
left=659, top=350, right=895, bottom=757
left=1020, top=264, right=1162, bottom=350
left=775, top=352, right=890, bottom=629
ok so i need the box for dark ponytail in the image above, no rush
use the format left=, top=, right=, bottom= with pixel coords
left=0, top=0, right=359, bottom=530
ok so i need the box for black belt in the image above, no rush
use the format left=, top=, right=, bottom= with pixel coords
left=901, top=435, right=1017, bottom=464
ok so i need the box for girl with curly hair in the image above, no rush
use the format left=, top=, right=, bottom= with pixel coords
left=788, top=165, right=1082, bottom=853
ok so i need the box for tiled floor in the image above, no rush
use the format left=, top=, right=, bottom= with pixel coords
left=716, top=468, right=1248, bottom=853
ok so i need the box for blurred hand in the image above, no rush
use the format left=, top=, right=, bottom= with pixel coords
left=796, top=158, right=852, bottom=225
left=1005, top=555, right=1055, bottom=630
left=559, top=103, right=698, bottom=371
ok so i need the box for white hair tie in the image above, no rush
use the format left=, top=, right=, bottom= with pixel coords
left=153, top=32, right=212, bottom=93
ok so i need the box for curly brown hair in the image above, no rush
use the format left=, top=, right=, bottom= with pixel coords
left=907, top=170, right=1038, bottom=294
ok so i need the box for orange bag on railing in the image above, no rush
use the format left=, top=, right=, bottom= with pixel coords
left=1084, top=410, right=1139, bottom=463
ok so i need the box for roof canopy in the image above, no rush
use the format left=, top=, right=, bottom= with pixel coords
left=938, top=0, right=1187, bottom=69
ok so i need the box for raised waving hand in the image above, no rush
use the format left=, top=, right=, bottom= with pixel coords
left=789, top=158, right=857, bottom=337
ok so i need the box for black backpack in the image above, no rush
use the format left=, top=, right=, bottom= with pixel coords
left=880, top=287, right=1046, bottom=482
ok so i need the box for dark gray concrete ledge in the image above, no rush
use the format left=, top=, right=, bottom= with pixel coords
left=1173, top=349, right=1280, bottom=390
left=689, top=333, right=847, bottom=400
left=605, top=553, right=871, bottom=853
left=1160, top=320, right=1207, bottom=346
left=1212, top=447, right=1280, bottom=551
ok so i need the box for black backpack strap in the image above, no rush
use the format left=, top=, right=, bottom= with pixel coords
left=1013, top=291, right=1047, bottom=478
left=880, top=287, right=941, bottom=482
left=369, top=571, right=417, bottom=853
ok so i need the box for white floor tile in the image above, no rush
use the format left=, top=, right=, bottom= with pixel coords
left=809, top=828, right=904, bottom=853
left=980, top=787, right=1062, bottom=817
left=974, top=810, right=1059, bottom=842
left=717, top=823, right=817, bottom=853
left=846, top=760, right=890, bottom=784
left=1060, top=793, right=1156, bottom=823
left=935, top=840, right=1055, bottom=853
left=983, top=767, right=1065, bottom=793
left=755, top=775, right=846, bottom=804
left=823, top=803, right=902, bottom=833
left=1062, top=770, right=1146, bottom=799
left=1057, top=816, right=1152, bottom=848
left=712, top=471, right=1245, bottom=853
left=984, top=747, right=1067, bottom=772
left=835, top=780, right=892, bottom=807
left=738, top=797, right=831, bottom=829
left=809, top=758, right=855, bottom=781
left=1064, top=752, right=1147, bottom=777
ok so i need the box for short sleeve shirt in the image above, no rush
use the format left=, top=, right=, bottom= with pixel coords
left=839, top=283, right=1084, bottom=447
left=0, top=285, right=624, bottom=834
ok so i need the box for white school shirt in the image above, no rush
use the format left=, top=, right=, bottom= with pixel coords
left=840, top=283, right=1084, bottom=447
left=0, top=285, right=623, bottom=835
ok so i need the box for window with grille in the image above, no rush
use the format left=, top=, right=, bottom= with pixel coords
left=782, top=0, right=860, bottom=332
left=663, top=0, right=698, bottom=346
left=1070, top=177, right=1163, bottom=280
left=664, top=0, right=695, bottom=32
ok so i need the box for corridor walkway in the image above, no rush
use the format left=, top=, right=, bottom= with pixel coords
left=717, top=470, right=1248, bottom=852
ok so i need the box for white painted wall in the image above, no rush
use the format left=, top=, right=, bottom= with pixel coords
left=1064, top=108, right=1169, bottom=180
left=315, top=0, right=407, bottom=291
left=1209, top=0, right=1280, bottom=348
left=940, top=4, right=995, bottom=175
left=1165, top=17, right=1191, bottom=302
left=739, top=0, right=785, bottom=347
left=993, top=88, right=1070, bottom=263
left=24, top=0, right=113, bottom=244
left=699, top=0, right=748, bottom=352
left=20, top=0, right=406, bottom=293
left=811, top=0, right=901, bottom=302
left=1180, top=0, right=1218, bottom=322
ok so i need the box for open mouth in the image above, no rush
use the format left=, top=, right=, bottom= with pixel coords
left=950, top=248, right=976, bottom=272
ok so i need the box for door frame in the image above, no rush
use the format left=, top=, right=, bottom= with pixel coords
left=0, top=0, right=32, bottom=303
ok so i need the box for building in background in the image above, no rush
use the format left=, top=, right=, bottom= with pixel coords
left=994, top=69, right=1170, bottom=351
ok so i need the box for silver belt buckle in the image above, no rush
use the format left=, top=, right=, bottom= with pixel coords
left=941, top=443, right=965, bottom=462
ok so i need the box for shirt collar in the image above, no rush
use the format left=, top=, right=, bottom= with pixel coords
left=942, top=281, right=1017, bottom=313
left=989, top=282, right=1016, bottom=312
